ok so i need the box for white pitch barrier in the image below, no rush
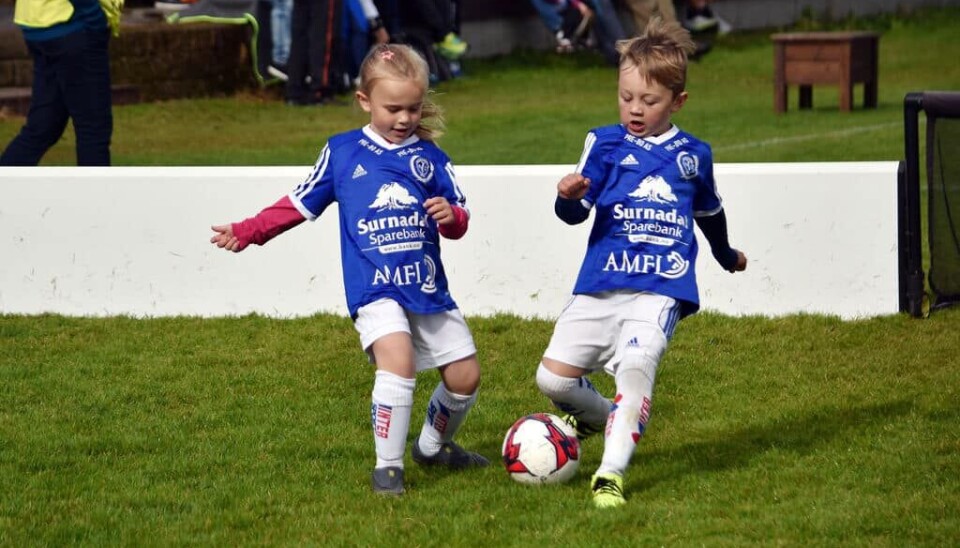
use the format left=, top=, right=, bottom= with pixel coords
left=0, top=162, right=900, bottom=320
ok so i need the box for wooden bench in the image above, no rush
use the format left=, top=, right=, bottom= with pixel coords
left=772, top=31, right=880, bottom=113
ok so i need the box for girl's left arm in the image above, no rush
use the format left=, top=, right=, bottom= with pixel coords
left=438, top=204, right=469, bottom=239
left=433, top=159, right=469, bottom=239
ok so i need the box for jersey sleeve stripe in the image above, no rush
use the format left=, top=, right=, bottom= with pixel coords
left=293, top=144, right=331, bottom=199
left=444, top=161, right=467, bottom=208
left=574, top=132, right=597, bottom=175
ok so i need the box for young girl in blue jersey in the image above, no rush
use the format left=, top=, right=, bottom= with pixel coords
left=211, top=44, right=488, bottom=495
left=536, top=19, right=747, bottom=508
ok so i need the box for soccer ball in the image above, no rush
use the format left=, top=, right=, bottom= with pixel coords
left=501, top=413, right=580, bottom=485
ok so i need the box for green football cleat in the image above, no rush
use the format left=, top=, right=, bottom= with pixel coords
left=591, top=472, right=626, bottom=508
left=412, top=436, right=489, bottom=469
left=435, top=32, right=468, bottom=60
left=372, top=466, right=405, bottom=496
left=562, top=413, right=605, bottom=441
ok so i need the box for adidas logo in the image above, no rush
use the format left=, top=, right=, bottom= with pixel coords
left=352, top=164, right=368, bottom=179
left=626, top=337, right=639, bottom=347
left=620, top=154, right=639, bottom=166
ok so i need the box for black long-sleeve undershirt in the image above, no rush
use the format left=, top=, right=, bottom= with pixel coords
left=695, top=209, right=739, bottom=271
left=555, top=196, right=591, bottom=225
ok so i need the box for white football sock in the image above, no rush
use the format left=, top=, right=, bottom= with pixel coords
left=417, top=383, right=476, bottom=455
left=536, top=363, right=611, bottom=426
left=371, top=370, right=416, bottom=469
left=597, top=354, right=657, bottom=477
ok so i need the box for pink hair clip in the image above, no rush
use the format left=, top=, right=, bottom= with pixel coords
left=380, top=50, right=395, bottom=61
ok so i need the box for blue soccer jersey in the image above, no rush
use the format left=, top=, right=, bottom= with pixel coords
left=288, top=126, right=467, bottom=318
left=570, top=124, right=723, bottom=316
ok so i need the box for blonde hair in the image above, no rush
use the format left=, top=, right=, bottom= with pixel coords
left=357, top=43, right=445, bottom=141
left=616, top=18, right=697, bottom=97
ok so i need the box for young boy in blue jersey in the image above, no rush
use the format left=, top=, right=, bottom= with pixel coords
left=535, top=18, right=747, bottom=508
left=211, top=44, right=488, bottom=496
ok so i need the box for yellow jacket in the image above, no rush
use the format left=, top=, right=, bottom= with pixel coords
left=14, top=0, right=75, bottom=29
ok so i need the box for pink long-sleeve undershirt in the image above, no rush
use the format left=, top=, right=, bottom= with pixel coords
left=231, top=195, right=469, bottom=249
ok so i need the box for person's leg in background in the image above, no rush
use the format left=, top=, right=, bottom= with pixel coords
left=64, top=28, right=112, bottom=166
left=680, top=0, right=729, bottom=60
left=285, top=0, right=309, bottom=103
left=655, top=0, right=677, bottom=22
left=447, top=0, right=465, bottom=74
left=342, top=0, right=371, bottom=87
left=270, top=0, right=293, bottom=79
left=374, top=0, right=401, bottom=37
left=401, top=0, right=466, bottom=60
left=583, top=0, right=626, bottom=65
left=682, top=0, right=724, bottom=33
left=305, top=0, right=343, bottom=101
left=622, top=0, right=676, bottom=36
left=529, top=0, right=573, bottom=52
left=0, top=39, right=69, bottom=165
left=0, top=28, right=111, bottom=166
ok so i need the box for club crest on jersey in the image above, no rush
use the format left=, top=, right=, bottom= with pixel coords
left=676, top=151, right=699, bottom=180
left=628, top=175, right=678, bottom=204
left=409, top=156, right=434, bottom=184
left=369, top=182, right=418, bottom=211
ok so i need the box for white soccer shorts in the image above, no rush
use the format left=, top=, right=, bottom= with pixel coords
left=543, top=290, right=681, bottom=375
left=354, top=298, right=477, bottom=370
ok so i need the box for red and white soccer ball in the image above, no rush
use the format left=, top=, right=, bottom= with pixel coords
left=501, top=413, right=581, bottom=485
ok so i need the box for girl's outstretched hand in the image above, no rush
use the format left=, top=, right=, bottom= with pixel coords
left=558, top=173, right=590, bottom=200
left=424, top=196, right=454, bottom=225
left=210, top=224, right=246, bottom=252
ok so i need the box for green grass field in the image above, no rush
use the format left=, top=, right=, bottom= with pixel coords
left=2, top=7, right=959, bottom=546
left=1, top=311, right=958, bottom=545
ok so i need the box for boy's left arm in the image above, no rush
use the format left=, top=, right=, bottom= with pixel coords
left=695, top=210, right=747, bottom=272
left=692, top=146, right=746, bottom=272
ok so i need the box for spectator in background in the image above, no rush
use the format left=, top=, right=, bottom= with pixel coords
left=267, top=0, right=294, bottom=81
left=373, top=0, right=402, bottom=37
left=678, top=0, right=731, bottom=59
left=399, top=0, right=467, bottom=61
left=586, top=0, right=627, bottom=64
left=621, top=0, right=676, bottom=35
left=623, top=0, right=730, bottom=36
left=621, top=1, right=730, bottom=60
left=342, top=0, right=391, bottom=87
left=395, top=0, right=466, bottom=83
left=529, top=0, right=625, bottom=65
left=1, top=0, right=120, bottom=166
left=528, top=0, right=594, bottom=53
left=682, top=0, right=728, bottom=33
left=285, top=0, right=343, bottom=106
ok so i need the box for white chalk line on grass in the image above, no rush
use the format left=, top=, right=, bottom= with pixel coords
left=713, top=122, right=901, bottom=153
